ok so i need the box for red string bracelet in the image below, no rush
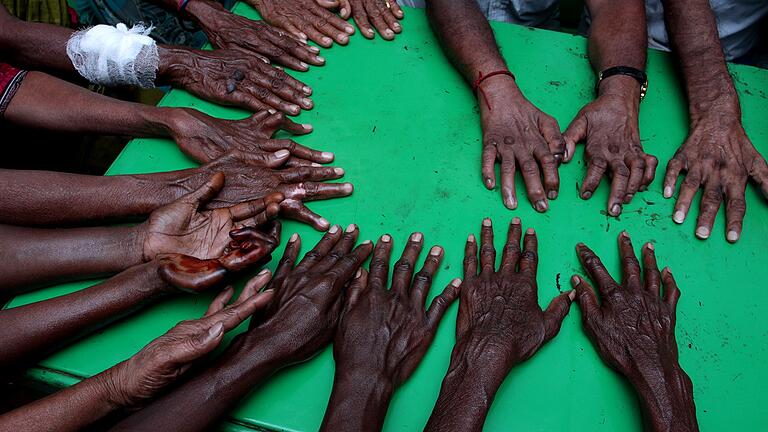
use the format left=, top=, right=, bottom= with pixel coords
left=472, top=70, right=515, bottom=111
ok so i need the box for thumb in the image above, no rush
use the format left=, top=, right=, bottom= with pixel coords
left=183, top=172, right=225, bottom=207
left=175, top=322, right=225, bottom=364
left=562, top=114, right=587, bottom=163
left=542, top=290, right=575, bottom=341
left=316, top=0, right=340, bottom=8
left=264, top=149, right=291, bottom=168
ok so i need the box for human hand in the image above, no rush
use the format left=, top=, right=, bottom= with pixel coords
left=455, top=218, right=573, bottom=375
left=142, top=172, right=283, bottom=261
left=184, top=0, right=324, bottom=70
left=188, top=151, right=353, bottom=230
left=571, top=233, right=698, bottom=431
left=333, top=233, right=460, bottom=386
left=316, top=0, right=403, bottom=40
left=247, top=224, right=373, bottom=363
left=169, top=109, right=331, bottom=165
left=662, top=109, right=768, bottom=242
left=158, top=46, right=314, bottom=115
left=478, top=77, right=564, bottom=211
left=246, top=0, right=355, bottom=47
left=101, top=274, right=275, bottom=408
left=563, top=89, right=657, bottom=216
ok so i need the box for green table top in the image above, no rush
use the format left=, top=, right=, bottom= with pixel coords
left=7, top=4, right=768, bottom=431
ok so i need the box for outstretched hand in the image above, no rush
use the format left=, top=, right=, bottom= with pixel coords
left=317, top=0, right=404, bottom=40
left=246, top=0, right=355, bottom=47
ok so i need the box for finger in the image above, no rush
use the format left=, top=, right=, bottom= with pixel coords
left=481, top=136, right=498, bottom=189
left=520, top=156, right=548, bottom=212
left=463, top=233, right=478, bottom=277
left=295, top=224, right=343, bottom=271
left=695, top=176, right=723, bottom=240
left=314, top=223, right=359, bottom=273
left=203, top=286, right=234, bottom=317
left=388, top=0, right=404, bottom=18
left=575, top=243, right=617, bottom=296
left=479, top=218, right=496, bottom=274
left=539, top=116, right=565, bottom=163
left=426, top=278, right=461, bottom=329
left=338, top=0, right=352, bottom=18
left=237, top=269, right=272, bottom=304
left=345, top=268, right=369, bottom=312
left=376, top=1, right=400, bottom=36
left=562, top=114, right=587, bottom=163
left=369, top=234, right=393, bottom=289
left=280, top=166, right=344, bottom=183
left=535, top=146, right=560, bottom=200
left=641, top=154, right=658, bottom=190
left=724, top=179, right=747, bottom=243
left=500, top=156, right=517, bottom=209
left=391, top=232, right=424, bottom=297
left=228, top=196, right=275, bottom=221
left=241, top=84, right=301, bottom=115
left=672, top=167, right=702, bottom=225
left=264, top=33, right=324, bottom=69
left=180, top=321, right=226, bottom=362
left=157, top=255, right=227, bottom=292
left=624, top=158, right=646, bottom=202
left=499, top=217, right=522, bottom=274
left=641, top=242, right=661, bottom=296
left=231, top=89, right=272, bottom=113
left=543, top=290, right=575, bottom=342
left=617, top=231, right=641, bottom=289
left=580, top=156, right=607, bottom=200
left=303, top=17, right=335, bottom=47
left=258, top=111, right=311, bottom=136
left=316, top=4, right=355, bottom=34
left=286, top=157, right=317, bottom=167
left=518, top=227, right=538, bottom=277
left=607, top=160, right=630, bottom=216
left=661, top=267, right=680, bottom=308
left=208, top=289, right=275, bottom=332
left=184, top=172, right=225, bottom=207
left=663, top=157, right=684, bottom=199
left=268, top=16, right=309, bottom=46
left=411, top=245, right=444, bottom=309
left=571, top=275, right=600, bottom=327
left=268, top=233, right=301, bottom=290
left=351, top=0, right=375, bottom=39
left=750, top=155, right=768, bottom=199
left=328, top=241, right=375, bottom=287
left=285, top=182, right=354, bottom=202
left=365, top=4, right=394, bottom=40
left=279, top=199, right=330, bottom=231
left=261, top=139, right=333, bottom=164
left=236, top=202, right=281, bottom=228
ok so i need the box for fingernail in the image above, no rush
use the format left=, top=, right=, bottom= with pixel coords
left=321, top=151, right=334, bottom=160
left=302, top=124, right=313, bottom=131
left=482, top=218, right=492, bottom=227
left=645, top=242, right=654, bottom=251
left=535, top=200, right=548, bottom=212
left=468, top=234, right=476, bottom=243
left=208, top=322, right=224, bottom=338
left=610, top=204, right=621, bottom=216
left=663, top=186, right=673, bottom=198
left=567, top=290, right=576, bottom=301
left=361, top=240, right=372, bottom=245
left=695, top=226, right=710, bottom=239
left=258, top=268, right=271, bottom=276
left=354, top=268, right=362, bottom=278
left=547, top=191, right=558, bottom=200
left=393, top=22, right=401, bottom=31
left=485, top=178, right=493, bottom=188
left=346, top=223, right=356, bottom=233
left=299, top=32, right=308, bottom=40
left=672, top=210, right=685, bottom=224
left=450, top=278, right=462, bottom=287
left=430, top=246, right=443, bottom=256
left=303, top=86, right=312, bottom=94
left=316, top=56, right=326, bottom=63
left=512, top=217, right=521, bottom=225
left=309, top=46, right=320, bottom=53
left=319, top=218, right=330, bottom=229
left=526, top=227, right=535, bottom=235
left=334, top=167, right=345, bottom=176
left=300, top=61, right=309, bottom=69
left=411, top=232, right=423, bottom=242
left=342, top=183, right=354, bottom=193
left=581, top=191, right=592, bottom=199
left=311, top=162, right=322, bottom=167
left=301, top=98, right=313, bottom=108
left=275, top=149, right=290, bottom=158
left=289, top=233, right=298, bottom=243
left=340, top=7, right=347, bottom=15
left=345, top=25, right=354, bottom=34
left=381, top=234, right=391, bottom=243
left=339, top=34, right=349, bottom=43
left=570, top=275, right=580, bottom=286
left=624, top=193, right=634, bottom=202
left=504, top=195, right=517, bottom=209
left=620, top=230, right=629, bottom=238
left=268, top=109, right=277, bottom=114
left=727, top=230, right=739, bottom=242
left=329, top=225, right=340, bottom=234
left=322, top=37, right=332, bottom=45
left=384, top=29, right=394, bottom=37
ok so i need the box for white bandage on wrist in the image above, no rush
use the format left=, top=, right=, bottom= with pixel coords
left=66, top=23, right=159, bottom=88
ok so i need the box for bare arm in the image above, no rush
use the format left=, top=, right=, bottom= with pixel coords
left=0, top=6, right=75, bottom=76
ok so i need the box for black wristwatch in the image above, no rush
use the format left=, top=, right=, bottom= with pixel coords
left=595, top=66, right=648, bottom=101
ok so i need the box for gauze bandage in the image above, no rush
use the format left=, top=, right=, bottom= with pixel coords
left=66, top=23, right=159, bottom=88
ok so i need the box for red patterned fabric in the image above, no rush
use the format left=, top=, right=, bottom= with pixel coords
left=0, top=63, right=28, bottom=118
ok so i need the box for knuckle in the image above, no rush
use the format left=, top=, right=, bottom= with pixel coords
left=413, top=271, right=432, bottom=285
left=521, top=160, right=539, bottom=175
left=521, top=250, right=537, bottom=262
left=613, top=164, right=630, bottom=179
left=591, top=157, right=608, bottom=170
left=394, top=260, right=412, bottom=274
left=370, top=257, right=389, bottom=271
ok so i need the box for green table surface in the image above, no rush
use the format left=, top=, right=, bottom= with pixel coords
left=7, top=4, right=768, bottom=431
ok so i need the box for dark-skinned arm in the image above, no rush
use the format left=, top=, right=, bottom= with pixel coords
left=425, top=0, right=564, bottom=212
left=563, top=0, right=658, bottom=216
left=661, top=0, right=768, bottom=242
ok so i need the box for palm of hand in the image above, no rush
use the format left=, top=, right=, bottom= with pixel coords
left=144, top=200, right=233, bottom=261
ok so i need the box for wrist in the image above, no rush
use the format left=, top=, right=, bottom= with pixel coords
left=322, top=368, right=395, bottom=431
left=597, top=75, right=642, bottom=106
left=629, top=362, right=698, bottom=432
left=183, top=0, right=224, bottom=23
left=90, top=363, right=132, bottom=411
left=156, top=45, right=189, bottom=84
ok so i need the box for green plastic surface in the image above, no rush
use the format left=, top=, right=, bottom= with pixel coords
left=7, top=4, right=768, bottom=431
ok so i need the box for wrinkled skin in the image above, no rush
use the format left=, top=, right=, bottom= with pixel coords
left=247, top=0, right=355, bottom=47
left=572, top=233, right=699, bottom=432
left=456, top=218, right=573, bottom=369
left=248, top=225, right=374, bottom=363
left=317, top=0, right=404, bottom=40
left=186, top=0, right=323, bottom=71
left=189, top=151, right=353, bottom=230
left=142, top=172, right=284, bottom=261
left=170, top=109, right=330, bottom=165
left=157, top=223, right=281, bottom=291
left=334, top=233, right=460, bottom=385
left=479, top=78, right=564, bottom=212
left=159, top=47, right=314, bottom=115
left=563, top=93, right=657, bottom=216
left=662, top=109, right=768, bottom=242
left=106, top=276, right=274, bottom=408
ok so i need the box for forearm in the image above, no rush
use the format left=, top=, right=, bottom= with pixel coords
left=320, top=369, right=394, bottom=432
left=0, top=11, right=76, bottom=76
left=3, top=71, right=176, bottom=137
left=0, top=369, right=122, bottom=432
left=109, top=329, right=286, bottom=432
left=587, top=0, right=646, bottom=73
left=630, top=362, right=699, bottom=432
left=0, top=262, right=169, bottom=370
left=0, top=223, right=145, bottom=293
left=662, top=0, right=739, bottom=118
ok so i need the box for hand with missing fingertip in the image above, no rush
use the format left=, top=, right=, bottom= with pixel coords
left=246, top=0, right=356, bottom=47
left=157, top=47, right=314, bottom=115
left=662, top=111, right=768, bottom=243
left=320, top=232, right=460, bottom=432
left=317, top=0, right=404, bottom=40
left=168, top=109, right=326, bottom=165
left=572, top=232, right=699, bottom=432
left=479, top=78, right=564, bottom=212
left=563, top=88, right=657, bottom=216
